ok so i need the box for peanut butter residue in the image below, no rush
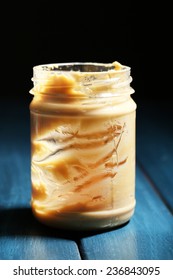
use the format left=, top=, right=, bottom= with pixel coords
left=30, top=61, right=136, bottom=230
left=113, top=61, right=123, bottom=70
left=32, top=183, right=47, bottom=200
left=39, top=74, right=76, bottom=94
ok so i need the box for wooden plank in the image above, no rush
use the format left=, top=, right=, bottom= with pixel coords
left=136, top=103, right=173, bottom=212
left=0, top=117, right=81, bottom=260
left=78, top=166, right=173, bottom=260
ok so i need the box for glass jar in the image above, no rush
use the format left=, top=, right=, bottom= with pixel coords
left=29, top=61, right=137, bottom=230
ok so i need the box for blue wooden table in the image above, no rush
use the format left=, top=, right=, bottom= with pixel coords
left=0, top=101, right=173, bottom=260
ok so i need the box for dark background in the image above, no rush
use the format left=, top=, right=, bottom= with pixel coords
left=2, top=1, right=169, bottom=110
left=0, top=1, right=173, bottom=261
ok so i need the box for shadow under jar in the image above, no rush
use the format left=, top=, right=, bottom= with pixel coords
left=29, top=61, right=137, bottom=230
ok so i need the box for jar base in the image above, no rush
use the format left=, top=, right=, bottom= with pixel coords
left=32, top=201, right=136, bottom=231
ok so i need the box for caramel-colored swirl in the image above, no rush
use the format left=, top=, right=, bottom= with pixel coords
left=31, top=118, right=128, bottom=213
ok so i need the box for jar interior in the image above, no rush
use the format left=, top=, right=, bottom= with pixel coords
left=42, top=63, right=116, bottom=72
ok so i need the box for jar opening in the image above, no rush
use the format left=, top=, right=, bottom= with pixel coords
left=42, top=63, right=115, bottom=72
left=34, top=62, right=128, bottom=73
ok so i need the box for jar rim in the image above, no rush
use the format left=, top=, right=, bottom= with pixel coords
left=33, top=61, right=131, bottom=74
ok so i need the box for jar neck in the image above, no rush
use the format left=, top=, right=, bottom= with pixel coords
left=30, top=62, right=135, bottom=99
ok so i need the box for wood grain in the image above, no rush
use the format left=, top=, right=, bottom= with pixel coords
left=137, top=103, right=173, bottom=212
left=78, top=166, right=173, bottom=259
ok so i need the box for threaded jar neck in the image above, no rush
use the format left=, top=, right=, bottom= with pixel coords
left=30, top=61, right=134, bottom=98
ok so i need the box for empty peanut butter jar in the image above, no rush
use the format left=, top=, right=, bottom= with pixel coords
left=29, top=61, right=137, bottom=230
